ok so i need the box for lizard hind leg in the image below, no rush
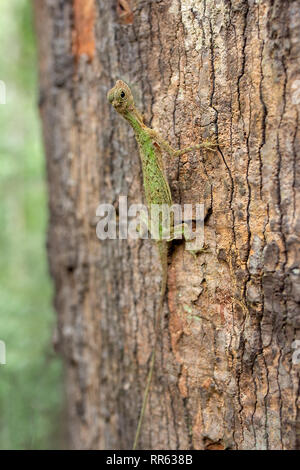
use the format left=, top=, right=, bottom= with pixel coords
left=169, top=223, right=210, bottom=258
left=169, top=222, right=194, bottom=242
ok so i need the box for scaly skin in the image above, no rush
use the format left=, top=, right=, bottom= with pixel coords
left=107, top=80, right=217, bottom=449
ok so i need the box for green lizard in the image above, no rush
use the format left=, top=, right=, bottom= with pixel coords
left=107, top=80, right=217, bottom=449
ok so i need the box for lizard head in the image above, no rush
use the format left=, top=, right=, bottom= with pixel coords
left=107, top=80, right=134, bottom=114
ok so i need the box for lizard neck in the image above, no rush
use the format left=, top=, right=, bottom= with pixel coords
left=123, top=108, right=144, bottom=133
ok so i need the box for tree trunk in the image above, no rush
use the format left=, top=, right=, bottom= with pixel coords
left=34, top=0, right=300, bottom=450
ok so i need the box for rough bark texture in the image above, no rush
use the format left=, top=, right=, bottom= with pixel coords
left=34, top=0, right=300, bottom=450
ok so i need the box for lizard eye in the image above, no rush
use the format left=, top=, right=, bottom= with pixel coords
left=120, top=90, right=125, bottom=98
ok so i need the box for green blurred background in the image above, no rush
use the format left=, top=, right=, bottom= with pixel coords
left=0, top=0, right=63, bottom=449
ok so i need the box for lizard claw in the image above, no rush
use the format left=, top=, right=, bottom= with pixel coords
left=201, top=136, right=219, bottom=151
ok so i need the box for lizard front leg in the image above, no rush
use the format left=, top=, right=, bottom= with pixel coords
left=147, top=129, right=218, bottom=156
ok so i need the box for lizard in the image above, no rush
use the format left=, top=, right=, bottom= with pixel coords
left=107, top=79, right=217, bottom=449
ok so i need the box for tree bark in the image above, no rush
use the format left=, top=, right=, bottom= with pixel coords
left=34, top=0, right=300, bottom=450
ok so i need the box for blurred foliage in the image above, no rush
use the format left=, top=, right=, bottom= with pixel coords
left=0, top=0, right=63, bottom=449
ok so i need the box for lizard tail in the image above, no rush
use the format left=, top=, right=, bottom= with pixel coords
left=133, top=242, right=168, bottom=450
